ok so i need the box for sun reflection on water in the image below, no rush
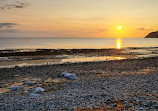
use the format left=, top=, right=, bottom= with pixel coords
left=117, top=38, right=121, bottom=49
left=116, top=57, right=123, bottom=60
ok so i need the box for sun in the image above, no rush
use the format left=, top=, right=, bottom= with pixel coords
left=118, top=26, right=122, bottom=30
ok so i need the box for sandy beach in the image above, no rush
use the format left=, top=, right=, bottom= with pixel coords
left=0, top=56, right=158, bottom=110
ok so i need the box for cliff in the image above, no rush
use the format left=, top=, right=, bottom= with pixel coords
left=145, top=31, right=158, bottom=38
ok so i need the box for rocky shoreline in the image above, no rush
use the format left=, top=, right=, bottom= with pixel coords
left=0, top=57, right=158, bottom=110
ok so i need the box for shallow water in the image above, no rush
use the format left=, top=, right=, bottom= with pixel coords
left=0, top=47, right=158, bottom=68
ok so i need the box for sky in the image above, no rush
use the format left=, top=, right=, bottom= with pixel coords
left=0, top=0, right=158, bottom=38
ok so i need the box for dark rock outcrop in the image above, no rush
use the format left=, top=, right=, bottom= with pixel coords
left=145, top=31, right=158, bottom=38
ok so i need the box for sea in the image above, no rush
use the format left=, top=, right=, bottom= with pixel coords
left=0, top=38, right=158, bottom=68
left=0, top=38, right=158, bottom=49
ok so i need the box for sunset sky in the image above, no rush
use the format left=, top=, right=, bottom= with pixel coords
left=0, top=0, right=158, bottom=38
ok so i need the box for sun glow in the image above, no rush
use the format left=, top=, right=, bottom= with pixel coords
left=117, top=38, right=121, bottom=49
left=118, top=26, right=122, bottom=30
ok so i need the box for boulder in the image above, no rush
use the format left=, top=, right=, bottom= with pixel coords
left=34, top=87, right=45, bottom=93
left=62, top=72, right=78, bottom=80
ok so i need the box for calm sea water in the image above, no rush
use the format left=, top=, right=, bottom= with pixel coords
left=0, top=38, right=158, bottom=50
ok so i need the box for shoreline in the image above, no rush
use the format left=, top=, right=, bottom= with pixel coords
left=0, top=47, right=158, bottom=57
left=0, top=48, right=124, bottom=57
left=0, top=56, right=158, bottom=81
left=1, top=47, right=158, bottom=69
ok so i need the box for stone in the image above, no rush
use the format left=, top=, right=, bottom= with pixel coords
left=139, top=107, right=144, bottom=110
left=144, top=101, right=154, bottom=107
left=10, top=86, right=23, bottom=91
left=154, top=105, right=158, bottom=109
left=125, top=104, right=131, bottom=108
left=62, top=72, right=78, bottom=80
left=29, top=93, right=40, bottom=98
left=106, top=99, right=114, bottom=104
left=24, top=90, right=28, bottom=93
left=34, top=87, right=45, bottom=93
left=23, top=81, right=34, bottom=85
left=36, top=84, right=42, bottom=87
left=14, top=74, right=20, bottom=77
left=123, top=101, right=128, bottom=105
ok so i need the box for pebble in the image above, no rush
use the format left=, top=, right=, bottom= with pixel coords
left=154, top=105, right=158, bottom=109
left=139, top=107, right=144, bottom=110
left=14, top=74, right=20, bottom=77
left=29, top=93, right=40, bottom=98
left=1, top=65, right=158, bottom=110
left=36, top=84, right=42, bottom=87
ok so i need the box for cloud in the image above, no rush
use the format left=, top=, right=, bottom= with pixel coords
left=137, top=28, right=145, bottom=31
left=0, top=0, right=30, bottom=10
left=0, top=29, right=19, bottom=33
left=0, top=23, right=17, bottom=29
left=137, top=28, right=152, bottom=31
left=97, top=29, right=107, bottom=32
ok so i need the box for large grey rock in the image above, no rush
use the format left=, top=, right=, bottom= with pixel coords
left=34, top=87, right=45, bottom=93
left=62, top=72, right=78, bottom=80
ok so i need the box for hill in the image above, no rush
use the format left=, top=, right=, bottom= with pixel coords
left=145, top=31, right=158, bottom=38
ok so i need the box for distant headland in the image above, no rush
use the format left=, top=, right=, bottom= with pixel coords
left=145, top=31, right=158, bottom=38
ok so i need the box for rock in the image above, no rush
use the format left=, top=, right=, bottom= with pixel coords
left=15, top=65, right=19, bottom=68
left=106, top=99, right=114, bottom=104
left=14, top=74, right=20, bottom=77
left=101, top=94, right=108, bottom=98
left=144, top=101, right=154, bottom=107
left=10, top=86, right=23, bottom=91
left=36, top=84, right=42, bottom=87
left=139, top=107, right=144, bottom=110
left=154, top=105, right=158, bottom=109
left=145, top=31, right=158, bottom=38
left=62, top=72, right=78, bottom=80
left=29, top=93, right=40, bottom=98
left=123, top=101, right=128, bottom=105
left=125, top=104, right=132, bottom=108
left=34, top=87, right=45, bottom=93
left=24, top=90, right=28, bottom=93
left=23, top=81, right=34, bottom=85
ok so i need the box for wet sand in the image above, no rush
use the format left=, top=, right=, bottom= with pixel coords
left=0, top=49, right=125, bottom=57
left=0, top=57, right=158, bottom=110
left=0, top=48, right=136, bottom=68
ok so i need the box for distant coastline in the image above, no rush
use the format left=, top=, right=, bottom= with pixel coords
left=145, top=31, right=158, bottom=38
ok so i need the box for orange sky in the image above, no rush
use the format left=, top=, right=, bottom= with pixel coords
left=0, top=0, right=158, bottom=38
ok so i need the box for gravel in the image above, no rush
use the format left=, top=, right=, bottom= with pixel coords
left=0, top=57, right=158, bottom=110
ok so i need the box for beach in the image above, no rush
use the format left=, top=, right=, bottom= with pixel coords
left=1, top=0, right=158, bottom=110
left=0, top=56, right=158, bottom=110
